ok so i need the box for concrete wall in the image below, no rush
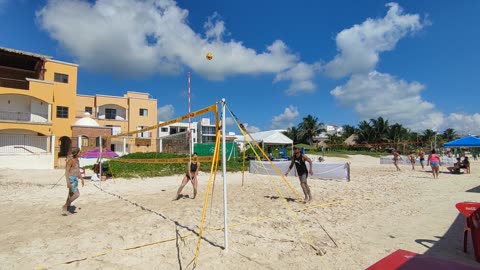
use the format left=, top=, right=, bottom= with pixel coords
left=0, top=153, right=54, bottom=169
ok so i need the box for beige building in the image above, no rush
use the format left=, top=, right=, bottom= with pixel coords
left=76, top=92, right=157, bottom=154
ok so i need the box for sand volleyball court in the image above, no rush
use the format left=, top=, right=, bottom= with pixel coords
left=1, top=155, right=480, bottom=269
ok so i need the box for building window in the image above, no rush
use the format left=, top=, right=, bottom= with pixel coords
left=139, top=108, right=148, bottom=116
left=203, top=136, right=215, bottom=143
left=85, top=107, right=93, bottom=114
left=54, top=73, right=69, bottom=83
left=81, top=136, right=89, bottom=147
left=105, top=108, right=116, bottom=120
left=161, top=127, right=168, bottom=132
left=137, top=126, right=150, bottom=138
left=56, top=106, right=69, bottom=118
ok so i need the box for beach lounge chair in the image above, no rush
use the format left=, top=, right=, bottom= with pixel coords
left=455, top=202, right=480, bottom=262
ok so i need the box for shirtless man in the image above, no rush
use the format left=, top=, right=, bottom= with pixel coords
left=285, top=147, right=314, bottom=202
left=393, top=150, right=401, bottom=171
left=63, top=148, right=84, bottom=215
left=418, top=148, right=426, bottom=169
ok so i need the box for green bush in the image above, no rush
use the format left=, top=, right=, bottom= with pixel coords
left=106, top=152, right=249, bottom=179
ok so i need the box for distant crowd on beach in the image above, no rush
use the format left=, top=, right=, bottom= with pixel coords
left=391, top=148, right=472, bottom=179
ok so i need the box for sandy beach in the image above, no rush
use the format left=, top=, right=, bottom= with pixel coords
left=1, top=155, right=480, bottom=269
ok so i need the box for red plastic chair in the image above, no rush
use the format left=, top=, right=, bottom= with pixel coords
left=455, top=202, right=480, bottom=262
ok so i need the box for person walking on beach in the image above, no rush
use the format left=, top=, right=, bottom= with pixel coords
left=175, top=152, right=200, bottom=200
left=285, top=146, right=313, bottom=203
left=393, top=150, right=402, bottom=171
left=427, top=149, right=441, bottom=179
left=409, top=151, right=416, bottom=170
left=63, top=148, right=84, bottom=215
left=418, top=148, right=426, bottom=169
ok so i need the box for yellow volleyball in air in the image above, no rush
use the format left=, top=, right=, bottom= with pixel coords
left=206, top=52, right=213, bottom=60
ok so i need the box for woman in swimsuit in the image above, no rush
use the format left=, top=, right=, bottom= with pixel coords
left=175, top=152, right=200, bottom=200
left=427, top=149, right=441, bottom=179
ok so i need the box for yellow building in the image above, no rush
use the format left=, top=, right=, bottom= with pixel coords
left=0, top=47, right=78, bottom=168
left=0, top=47, right=157, bottom=168
left=76, top=92, right=158, bottom=154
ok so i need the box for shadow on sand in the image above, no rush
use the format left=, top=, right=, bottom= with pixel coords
left=466, top=185, right=480, bottom=193
left=411, top=207, right=480, bottom=267
left=263, top=195, right=298, bottom=202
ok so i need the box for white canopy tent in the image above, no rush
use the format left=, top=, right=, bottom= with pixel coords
left=235, top=130, right=293, bottom=155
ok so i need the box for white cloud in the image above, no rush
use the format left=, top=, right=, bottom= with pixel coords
left=330, top=71, right=444, bottom=131
left=225, top=117, right=235, bottom=126
left=0, top=0, right=8, bottom=13
left=157, top=104, right=174, bottom=121
left=324, top=3, right=424, bottom=78
left=445, top=113, right=480, bottom=135
left=271, top=106, right=299, bottom=129
left=326, top=3, right=480, bottom=134
left=274, top=62, right=320, bottom=95
left=204, top=12, right=226, bottom=41
left=243, top=123, right=261, bottom=133
left=36, top=0, right=313, bottom=92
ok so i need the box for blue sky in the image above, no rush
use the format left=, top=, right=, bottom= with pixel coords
left=1, top=0, right=479, bottom=134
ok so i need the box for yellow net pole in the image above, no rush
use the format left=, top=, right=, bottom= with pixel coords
left=226, top=106, right=302, bottom=201
left=109, top=103, right=217, bottom=139
left=193, top=129, right=222, bottom=266
left=242, top=133, right=246, bottom=186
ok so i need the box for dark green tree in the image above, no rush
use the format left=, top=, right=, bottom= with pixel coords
left=370, top=116, right=390, bottom=143
left=442, top=128, right=458, bottom=142
left=342, top=124, right=357, bottom=139
left=356, top=120, right=374, bottom=144
left=297, top=115, right=323, bottom=146
left=283, top=126, right=300, bottom=143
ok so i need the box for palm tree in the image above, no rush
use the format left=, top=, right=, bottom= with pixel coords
left=297, top=115, right=323, bottom=146
left=422, top=129, right=437, bottom=148
left=388, top=123, right=409, bottom=144
left=370, top=116, right=390, bottom=143
left=442, top=128, right=458, bottom=142
left=326, top=133, right=343, bottom=146
left=342, top=124, right=357, bottom=139
left=283, top=126, right=300, bottom=143
left=356, top=120, right=374, bottom=144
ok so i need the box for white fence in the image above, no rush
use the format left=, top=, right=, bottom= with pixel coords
left=379, top=156, right=455, bottom=166
left=249, top=160, right=350, bottom=181
left=0, top=111, right=49, bottom=123
left=0, top=134, right=54, bottom=169
left=0, top=134, right=49, bottom=153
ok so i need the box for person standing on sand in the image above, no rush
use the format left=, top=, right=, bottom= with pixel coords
left=393, top=150, right=401, bottom=171
left=285, top=146, right=313, bottom=203
left=427, top=149, right=441, bottom=179
left=418, top=148, right=426, bottom=169
left=175, top=152, right=200, bottom=200
left=63, top=148, right=84, bottom=215
left=409, top=151, right=416, bottom=170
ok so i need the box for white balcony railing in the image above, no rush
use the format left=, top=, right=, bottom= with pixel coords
left=0, top=111, right=49, bottom=123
